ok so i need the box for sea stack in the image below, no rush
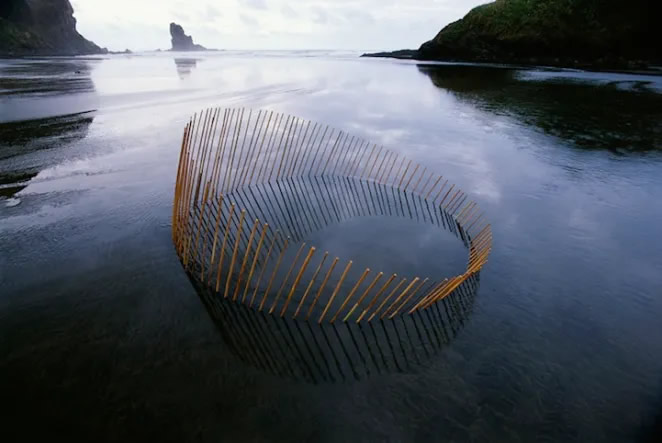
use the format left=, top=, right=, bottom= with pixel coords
left=0, top=0, right=106, bottom=56
left=169, top=23, right=206, bottom=51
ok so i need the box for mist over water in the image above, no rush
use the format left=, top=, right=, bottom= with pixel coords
left=1, top=51, right=661, bottom=441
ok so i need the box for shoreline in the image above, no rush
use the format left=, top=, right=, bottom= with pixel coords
left=362, top=50, right=662, bottom=77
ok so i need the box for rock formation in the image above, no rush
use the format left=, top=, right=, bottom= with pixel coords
left=169, top=23, right=206, bottom=51
left=0, top=0, right=106, bottom=56
left=365, top=0, right=660, bottom=69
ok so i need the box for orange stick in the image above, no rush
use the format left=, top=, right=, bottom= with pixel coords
left=280, top=246, right=316, bottom=317
left=306, top=257, right=339, bottom=320
left=356, top=273, right=396, bottom=323
left=294, top=251, right=329, bottom=318
left=342, top=272, right=383, bottom=322
left=318, top=260, right=353, bottom=323
left=331, top=267, right=371, bottom=323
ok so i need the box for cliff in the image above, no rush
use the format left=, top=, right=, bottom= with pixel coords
left=170, top=23, right=206, bottom=51
left=0, top=0, right=106, bottom=56
left=366, top=0, right=660, bottom=69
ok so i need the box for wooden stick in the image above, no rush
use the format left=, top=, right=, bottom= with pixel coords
left=350, top=140, right=369, bottom=177
left=439, top=184, right=456, bottom=206
left=368, top=277, right=407, bottom=321
left=215, top=203, right=236, bottom=292
left=457, top=201, right=476, bottom=221
left=383, top=152, right=399, bottom=185
left=307, top=126, right=330, bottom=177
left=237, top=109, right=265, bottom=187
left=374, top=150, right=390, bottom=183
left=331, top=267, right=370, bottom=323
left=382, top=277, right=419, bottom=318
left=398, top=160, right=412, bottom=189
left=466, top=213, right=485, bottom=232
left=366, top=146, right=383, bottom=180
left=360, top=144, right=377, bottom=179
left=270, top=242, right=307, bottom=314
left=222, top=108, right=245, bottom=192
left=274, top=115, right=296, bottom=181
left=318, top=260, right=353, bottom=323
left=206, top=193, right=225, bottom=278
left=241, top=223, right=268, bottom=303
left=393, top=155, right=407, bottom=187
left=257, top=113, right=284, bottom=183
left=412, top=167, right=427, bottom=194
left=232, top=218, right=260, bottom=301
left=258, top=235, right=290, bottom=311
left=320, top=131, right=344, bottom=176
left=403, top=163, right=420, bottom=192
left=388, top=277, right=428, bottom=318
left=280, top=246, right=316, bottom=316
left=295, top=122, right=321, bottom=177
left=288, top=120, right=313, bottom=177
left=425, top=175, right=443, bottom=199
left=331, top=134, right=354, bottom=177
left=342, top=272, right=383, bottom=322
left=356, top=273, right=397, bottom=323
left=224, top=209, right=246, bottom=298
left=212, top=109, right=236, bottom=191
left=346, top=140, right=367, bottom=177
left=294, top=251, right=329, bottom=318
left=461, top=204, right=479, bottom=225
left=305, top=257, right=339, bottom=320
left=249, top=231, right=280, bottom=307
left=409, top=278, right=448, bottom=313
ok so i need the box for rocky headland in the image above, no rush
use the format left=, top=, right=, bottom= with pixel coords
left=364, top=0, right=660, bottom=70
left=0, top=0, right=106, bottom=56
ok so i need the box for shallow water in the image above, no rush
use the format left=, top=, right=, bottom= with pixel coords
left=1, top=51, right=662, bottom=441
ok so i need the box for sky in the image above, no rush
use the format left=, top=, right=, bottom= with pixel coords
left=70, top=0, right=487, bottom=51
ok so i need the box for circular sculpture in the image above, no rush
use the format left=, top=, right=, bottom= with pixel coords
left=172, top=108, right=492, bottom=380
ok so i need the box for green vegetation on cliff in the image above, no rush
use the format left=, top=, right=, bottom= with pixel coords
left=366, top=0, right=659, bottom=68
left=1, top=0, right=105, bottom=56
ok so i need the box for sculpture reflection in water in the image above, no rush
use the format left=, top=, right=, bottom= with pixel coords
left=195, top=274, right=478, bottom=383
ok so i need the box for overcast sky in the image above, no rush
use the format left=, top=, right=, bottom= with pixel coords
left=70, top=0, right=487, bottom=51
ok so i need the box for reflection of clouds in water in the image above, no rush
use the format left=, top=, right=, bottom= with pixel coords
left=0, top=58, right=98, bottom=97
left=417, top=63, right=662, bottom=154
left=0, top=112, right=95, bottom=199
left=517, top=70, right=662, bottom=94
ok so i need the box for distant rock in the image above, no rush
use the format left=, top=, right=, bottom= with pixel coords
left=361, top=49, right=417, bottom=60
left=169, top=23, right=206, bottom=51
left=0, top=0, right=106, bottom=56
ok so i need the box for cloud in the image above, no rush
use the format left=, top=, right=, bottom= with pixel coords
left=344, top=10, right=376, bottom=25
left=240, top=13, right=259, bottom=26
left=281, top=4, right=298, bottom=18
left=243, top=0, right=268, bottom=10
left=206, top=5, right=222, bottom=20
left=311, top=6, right=329, bottom=25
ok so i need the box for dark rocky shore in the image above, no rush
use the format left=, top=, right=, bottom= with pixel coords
left=0, top=0, right=106, bottom=56
left=364, top=0, right=660, bottom=70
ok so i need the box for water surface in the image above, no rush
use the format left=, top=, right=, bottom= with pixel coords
left=1, top=52, right=661, bottom=442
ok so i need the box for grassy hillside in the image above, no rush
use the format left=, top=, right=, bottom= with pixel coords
left=418, top=0, right=659, bottom=67
left=0, top=17, right=50, bottom=54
